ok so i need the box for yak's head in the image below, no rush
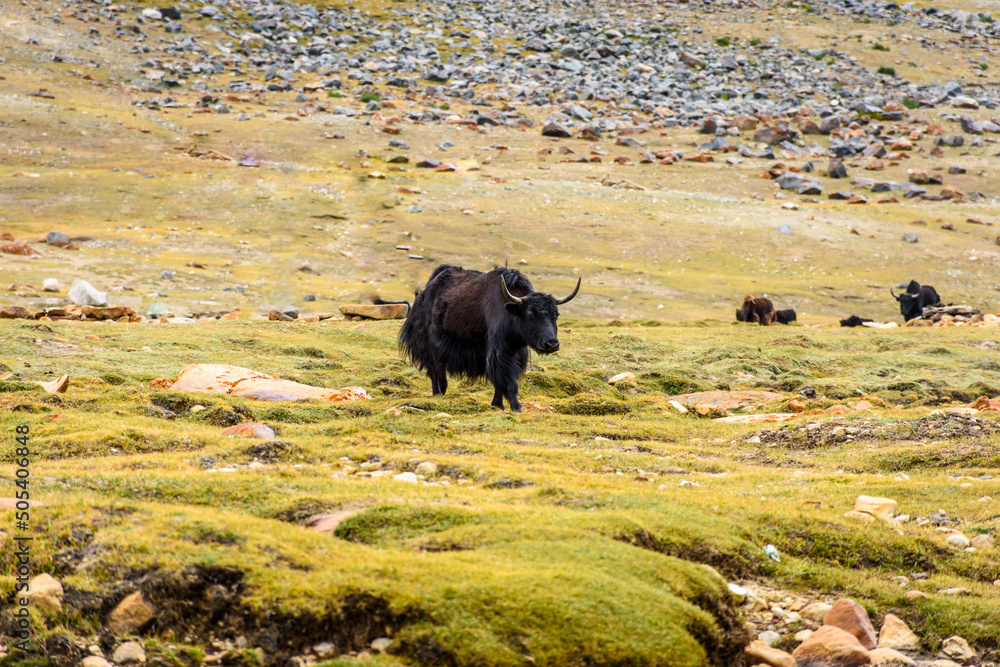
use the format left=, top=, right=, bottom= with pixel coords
left=501, top=275, right=581, bottom=354
left=890, top=285, right=923, bottom=321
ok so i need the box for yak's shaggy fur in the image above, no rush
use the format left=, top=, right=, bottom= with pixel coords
left=399, top=265, right=578, bottom=411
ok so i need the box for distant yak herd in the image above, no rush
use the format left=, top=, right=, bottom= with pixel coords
left=735, top=296, right=796, bottom=326
left=394, top=264, right=942, bottom=409
left=736, top=279, right=941, bottom=327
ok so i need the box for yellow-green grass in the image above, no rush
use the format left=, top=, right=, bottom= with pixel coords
left=2, top=319, right=1000, bottom=665
left=2, top=1, right=1000, bottom=664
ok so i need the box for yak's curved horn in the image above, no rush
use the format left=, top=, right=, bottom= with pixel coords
left=890, top=289, right=901, bottom=301
left=500, top=275, right=523, bottom=304
left=554, top=277, right=582, bottom=305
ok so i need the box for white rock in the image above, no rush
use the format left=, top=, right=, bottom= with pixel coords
left=394, top=472, right=419, bottom=483
left=794, top=629, right=813, bottom=642
left=727, top=583, right=748, bottom=603
left=141, top=8, right=162, bottom=19
left=370, top=637, right=392, bottom=653
left=668, top=400, right=688, bottom=414
left=68, top=279, right=108, bottom=307
left=82, top=658, right=112, bottom=667
left=240, top=32, right=267, bottom=48
left=43, top=278, right=61, bottom=292
left=945, top=533, right=971, bottom=549
left=608, top=372, right=636, bottom=384
left=758, top=630, right=781, bottom=646
left=313, top=642, right=335, bottom=658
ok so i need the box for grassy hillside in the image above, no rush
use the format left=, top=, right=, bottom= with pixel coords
left=2, top=0, right=1000, bottom=664
left=2, top=319, right=1000, bottom=664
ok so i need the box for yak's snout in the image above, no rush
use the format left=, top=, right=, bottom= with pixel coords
left=538, top=338, right=560, bottom=354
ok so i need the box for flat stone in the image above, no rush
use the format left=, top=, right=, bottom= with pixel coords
left=220, top=423, right=276, bottom=440
left=170, top=364, right=371, bottom=402
left=608, top=372, right=636, bottom=384
left=339, top=303, right=408, bottom=320
left=844, top=510, right=877, bottom=523
left=854, top=496, right=897, bottom=521
left=824, top=598, right=878, bottom=649
left=0, top=305, right=33, bottom=319
left=82, top=658, right=112, bottom=667
left=869, top=647, right=915, bottom=665
left=745, top=640, right=795, bottom=667
left=668, top=390, right=783, bottom=411
left=304, top=509, right=363, bottom=534
left=82, top=305, right=136, bottom=320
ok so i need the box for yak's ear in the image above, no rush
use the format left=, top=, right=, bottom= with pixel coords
left=504, top=302, right=523, bottom=316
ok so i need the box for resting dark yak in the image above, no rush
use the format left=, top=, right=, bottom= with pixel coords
left=891, top=280, right=941, bottom=321
left=840, top=315, right=873, bottom=327
left=399, top=265, right=581, bottom=411
left=775, top=309, right=797, bottom=325
left=736, top=295, right=775, bottom=325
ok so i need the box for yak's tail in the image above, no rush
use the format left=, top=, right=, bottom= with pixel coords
left=397, top=265, right=460, bottom=371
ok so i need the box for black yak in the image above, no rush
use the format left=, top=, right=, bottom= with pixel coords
left=775, top=309, right=797, bottom=325
left=736, top=295, right=776, bottom=325
left=840, top=315, right=874, bottom=327
left=399, top=265, right=581, bottom=411
left=890, top=280, right=941, bottom=321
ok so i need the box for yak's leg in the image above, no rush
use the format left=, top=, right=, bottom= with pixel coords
left=489, top=382, right=520, bottom=411
left=487, top=344, right=527, bottom=411
left=429, top=364, right=448, bottom=395
left=505, top=384, right=522, bottom=412
left=503, top=347, right=528, bottom=412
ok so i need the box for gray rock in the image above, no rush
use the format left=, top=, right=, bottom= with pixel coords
left=46, top=230, right=70, bottom=245
left=542, top=122, right=573, bottom=138
left=828, top=160, right=847, bottom=179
